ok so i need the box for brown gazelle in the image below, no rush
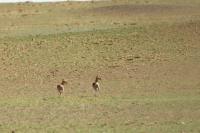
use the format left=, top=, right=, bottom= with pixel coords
left=57, top=79, right=67, bottom=95
left=92, top=75, right=101, bottom=92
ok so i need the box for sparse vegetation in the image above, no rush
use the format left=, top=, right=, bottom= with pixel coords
left=0, top=0, right=200, bottom=133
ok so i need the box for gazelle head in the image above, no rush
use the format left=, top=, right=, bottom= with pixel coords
left=95, top=75, right=101, bottom=82
left=61, top=79, right=67, bottom=85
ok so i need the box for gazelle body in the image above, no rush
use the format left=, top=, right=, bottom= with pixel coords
left=57, top=79, right=67, bottom=95
left=92, top=76, right=101, bottom=92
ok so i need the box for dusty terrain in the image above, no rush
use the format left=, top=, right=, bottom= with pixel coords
left=0, top=0, right=200, bottom=132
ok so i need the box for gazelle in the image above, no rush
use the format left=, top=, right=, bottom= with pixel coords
left=57, top=79, right=67, bottom=95
left=92, top=75, right=101, bottom=92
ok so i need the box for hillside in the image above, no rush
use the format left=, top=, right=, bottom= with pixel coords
left=0, top=1, right=200, bottom=132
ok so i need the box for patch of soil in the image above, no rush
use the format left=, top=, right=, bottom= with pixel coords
left=87, top=4, right=198, bottom=15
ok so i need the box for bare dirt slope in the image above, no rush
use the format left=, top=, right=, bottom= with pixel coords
left=0, top=1, right=200, bottom=133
